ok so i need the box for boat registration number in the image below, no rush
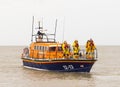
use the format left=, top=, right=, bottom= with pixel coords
left=63, top=65, right=74, bottom=70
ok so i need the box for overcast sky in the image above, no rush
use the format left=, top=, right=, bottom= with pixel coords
left=0, top=0, right=120, bottom=45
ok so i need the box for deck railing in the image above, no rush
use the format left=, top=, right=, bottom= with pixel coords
left=79, top=49, right=98, bottom=60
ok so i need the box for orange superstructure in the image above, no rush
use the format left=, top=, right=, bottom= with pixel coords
left=29, top=42, right=63, bottom=59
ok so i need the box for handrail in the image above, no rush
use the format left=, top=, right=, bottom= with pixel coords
left=79, top=49, right=98, bottom=59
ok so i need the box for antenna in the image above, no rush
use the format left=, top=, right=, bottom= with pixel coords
left=54, top=19, right=57, bottom=42
left=42, top=17, right=43, bottom=29
left=38, top=21, right=40, bottom=29
left=31, top=16, right=34, bottom=42
left=37, top=21, right=43, bottom=30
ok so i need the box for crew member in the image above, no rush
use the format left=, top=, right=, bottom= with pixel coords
left=62, top=41, right=70, bottom=58
left=89, top=39, right=96, bottom=53
left=86, top=40, right=90, bottom=55
left=37, top=30, right=43, bottom=39
left=72, top=40, right=80, bottom=55
left=88, top=38, right=96, bottom=58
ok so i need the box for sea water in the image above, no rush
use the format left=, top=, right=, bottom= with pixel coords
left=0, top=46, right=120, bottom=87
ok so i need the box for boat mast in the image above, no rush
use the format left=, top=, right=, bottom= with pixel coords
left=31, top=16, right=34, bottom=42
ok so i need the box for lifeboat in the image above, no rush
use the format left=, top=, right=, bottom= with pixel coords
left=21, top=17, right=98, bottom=72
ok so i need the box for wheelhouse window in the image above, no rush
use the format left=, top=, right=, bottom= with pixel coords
left=58, top=46, right=63, bottom=51
left=34, top=46, right=45, bottom=51
left=44, top=47, right=48, bottom=51
left=39, top=46, right=41, bottom=50
left=37, top=46, right=39, bottom=50
left=49, top=47, right=56, bottom=51
left=34, top=46, right=37, bottom=50
left=40, top=46, right=44, bottom=51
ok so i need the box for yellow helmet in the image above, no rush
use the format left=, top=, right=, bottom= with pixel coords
left=74, top=40, right=78, bottom=43
left=64, top=41, right=67, bottom=44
